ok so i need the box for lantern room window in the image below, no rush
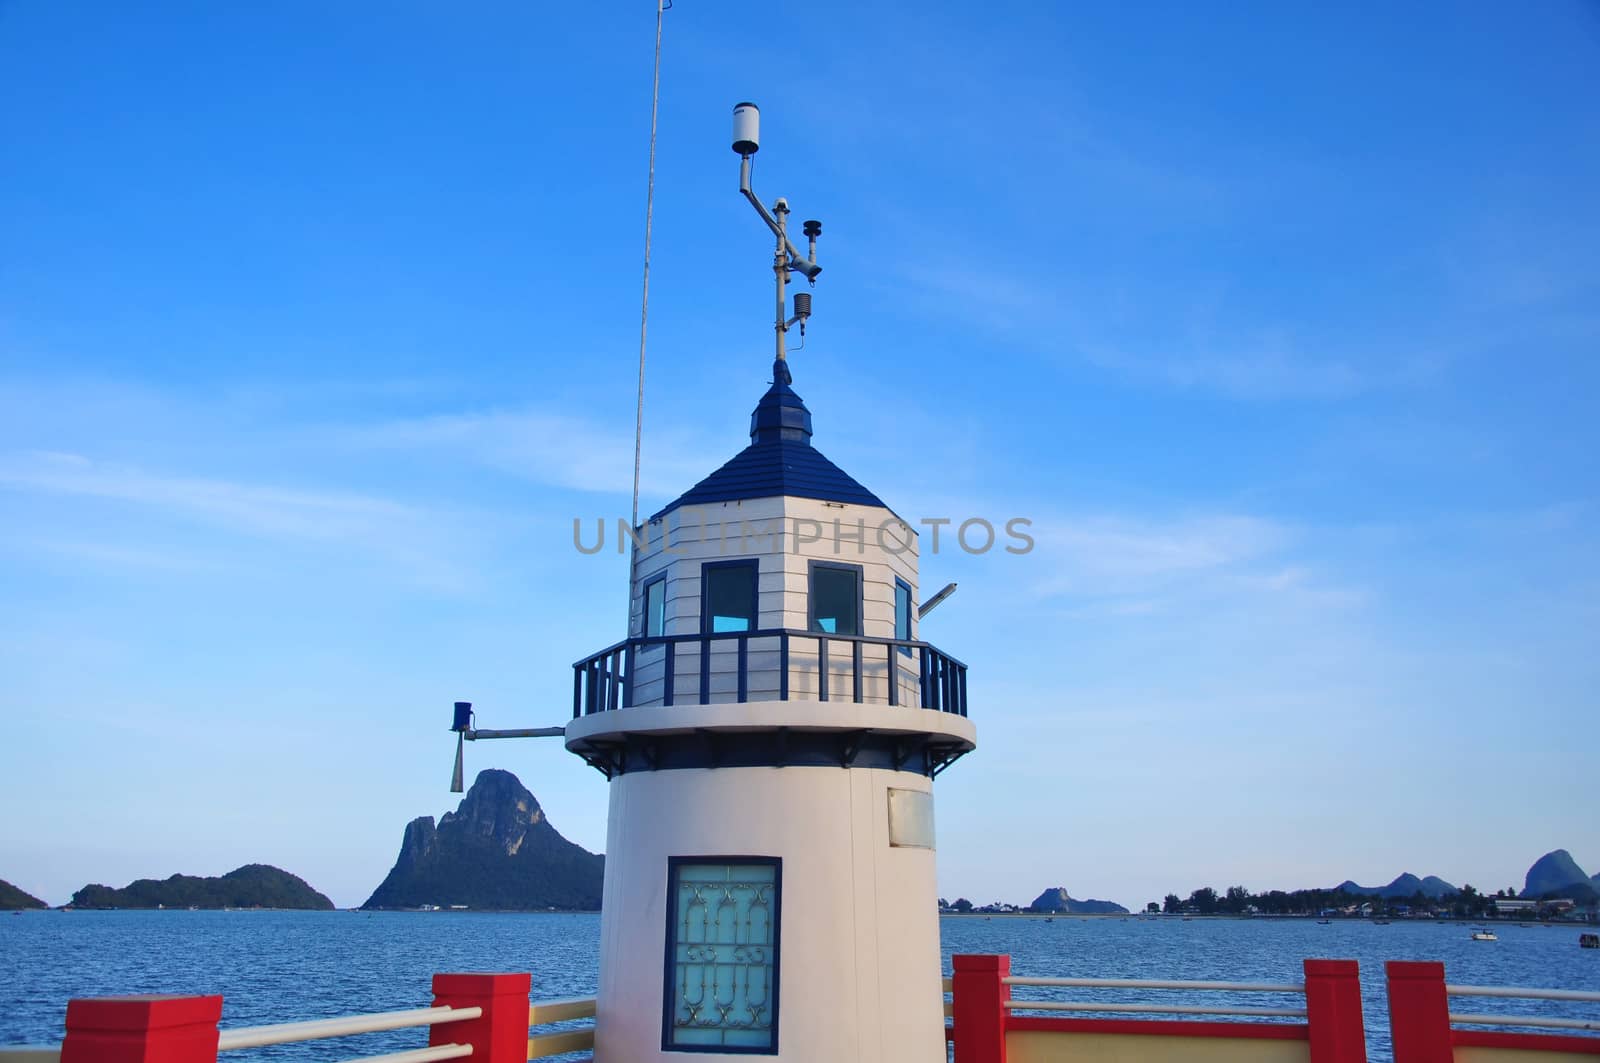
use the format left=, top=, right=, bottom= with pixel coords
left=642, top=573, right=667, bottom=641
left=702, top=560, right=758, bottom=634
left=808, top=561, right=862, bottom=636
left=894, top=577, right=913, bottom=654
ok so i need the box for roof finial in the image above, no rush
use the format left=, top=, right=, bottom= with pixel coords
left=750, top=361, right=812, bottom=445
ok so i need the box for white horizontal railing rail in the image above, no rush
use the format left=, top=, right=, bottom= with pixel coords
left=999, top=974, right=1307, bottom=1021
left=1003, top=1001, right=1307, bottom=1018
left=1444, top=982, right=1600, bottom=1034
left=1005, top=976, right=1303, bottom=993
left=216, top=1004, right=481, bottom=1051
left=1447, top=1014, right=1600, bottom=1032
left=330, top=1047, right=472, bottom=1063
left=1447, top=984, right=1600, bottom=1003
left=527, top=995, right=597, bottom=1060
left=0, top=1035, right=476, bottom=1063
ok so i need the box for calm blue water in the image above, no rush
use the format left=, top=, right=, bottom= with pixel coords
left=2, top=911, right=1595, bottom=1060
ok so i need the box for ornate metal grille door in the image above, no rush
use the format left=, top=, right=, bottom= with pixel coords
left=663, top=859, right=780, bottom=1052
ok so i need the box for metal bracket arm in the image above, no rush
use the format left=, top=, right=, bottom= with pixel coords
left=739, top=155, right=812, bottom=269
left=463, top=727, right=565, bottom=741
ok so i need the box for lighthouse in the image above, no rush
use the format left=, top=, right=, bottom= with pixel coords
left=563, top=103, right=977, bottom=1062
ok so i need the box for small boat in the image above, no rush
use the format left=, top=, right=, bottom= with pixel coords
left=1317, top=919, right=1332, bottom=925
left=1374, top=919, right=1391, bottom=925
left=1472, top=930, right=1498, bottom=942
left=1580, top=933, right=1598, bottom=949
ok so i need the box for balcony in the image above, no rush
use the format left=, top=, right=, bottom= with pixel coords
left=572, top=628, right=968, bottom=719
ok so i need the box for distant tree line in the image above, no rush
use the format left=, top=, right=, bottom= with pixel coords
left=1145, top=883, right=1537, bottom=918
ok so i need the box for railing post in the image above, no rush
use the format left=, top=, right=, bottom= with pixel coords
left=608, top=649, right=622, bottom=712
left=622, top=643, right=635, bottom=708
left=1304, top=959, right=1367, bottom=1063
left=61, top=995, right=222, bottom=1063
left=700, top=637, right=711, bottom=702
left=952, top=954, right=1008, bottom=1063
left=430, top=972, right=531, bottom=1063
left=737, top=635, right=748, bottom=702
left=818, top=637, right=829, bottom=701
left=779, top=631, right=789, bottom=700
left=1386, top=960, right=1452, bottom=1063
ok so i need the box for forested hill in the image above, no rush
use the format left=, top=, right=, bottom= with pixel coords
left=1, top=877, right=47, bottom=909
left=70, top=864, right=334, bottom=909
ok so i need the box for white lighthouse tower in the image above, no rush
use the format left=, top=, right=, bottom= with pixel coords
left=563, top=103, right=977, bottom=1062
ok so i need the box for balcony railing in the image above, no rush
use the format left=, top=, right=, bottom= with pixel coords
left=572, top=628, right=968, bottom=718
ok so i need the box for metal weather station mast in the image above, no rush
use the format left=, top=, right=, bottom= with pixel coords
left=732, top=102, right=821, bottom=376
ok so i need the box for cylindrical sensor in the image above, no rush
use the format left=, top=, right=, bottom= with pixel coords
left=732, top=101, right=760, bottom=155
left=792, top=291, right=812, bottom=320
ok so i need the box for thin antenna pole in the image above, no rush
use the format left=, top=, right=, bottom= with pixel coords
left=631, top=0, right=666, bottom=532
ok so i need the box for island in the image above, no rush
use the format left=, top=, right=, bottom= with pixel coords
left=1, top=877, right=47, bottom=909
left=69, top=864, right=334, bottom=910
left=361, top=768, right=604, bottom=911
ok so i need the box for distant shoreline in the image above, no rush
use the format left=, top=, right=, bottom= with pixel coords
left=34, top=906, right=605, bottom=914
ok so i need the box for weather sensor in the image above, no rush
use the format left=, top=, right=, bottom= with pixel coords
left=732, top=101, right=822, bottom=363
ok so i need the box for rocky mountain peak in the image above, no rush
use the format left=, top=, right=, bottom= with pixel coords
left=1524, top=849, right=1590, bottom=899
left=438, top=769, right=545, bottom=857
left=1028, top=886, right=1128, bottom=914
left=362, top=768, right=602, bottom=911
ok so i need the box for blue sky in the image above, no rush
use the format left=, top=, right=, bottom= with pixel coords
left=2, top=1, right=1597, bottom=909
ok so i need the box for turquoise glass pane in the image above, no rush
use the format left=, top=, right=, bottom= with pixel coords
left=645, top=578, right=666, bottom=638
left=667, top=861, right=778, bottom=1052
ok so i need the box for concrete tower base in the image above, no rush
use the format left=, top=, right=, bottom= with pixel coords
left=591, top=759, right=949, bottom=1062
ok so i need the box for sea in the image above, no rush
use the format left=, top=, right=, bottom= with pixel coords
left=2, top=911, right=1596, bottom=1061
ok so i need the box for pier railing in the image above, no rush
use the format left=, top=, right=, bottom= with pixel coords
left=949, top=953, right=1365, bottom=1063
left=949, top=954, right=1600, bottom=1063
left=572, top=627, right=969, bottom=717
left=0, top=973, right=596, bottom=1063
left=1387, top=960, right=1600, bottom=1060
left=10, top=954, right=1595, bottom=1063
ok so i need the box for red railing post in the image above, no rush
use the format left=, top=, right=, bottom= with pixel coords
left=952, top=953, right=1009, bottom=1063
left=60, top=995, right=222, bottom=1063
left=430, top=972, right=531, bottom=1063
left=1304, top=959, right=1368, bottom=1063
left=1386, top=960, right=1453, bottom=1063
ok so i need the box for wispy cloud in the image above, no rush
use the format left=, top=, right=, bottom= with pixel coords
left=0, top=451, right=415, bottom=540
left=344, top=407, right=722, bottom=501
left=957, top=504, right=1368, bottom=621
left=17, top=538, right=221, bottom=573
left=0, top=450, right=476, bottom=589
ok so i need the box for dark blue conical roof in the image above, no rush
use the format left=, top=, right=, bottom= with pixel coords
left=651, top=360, right=885, bottom=520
